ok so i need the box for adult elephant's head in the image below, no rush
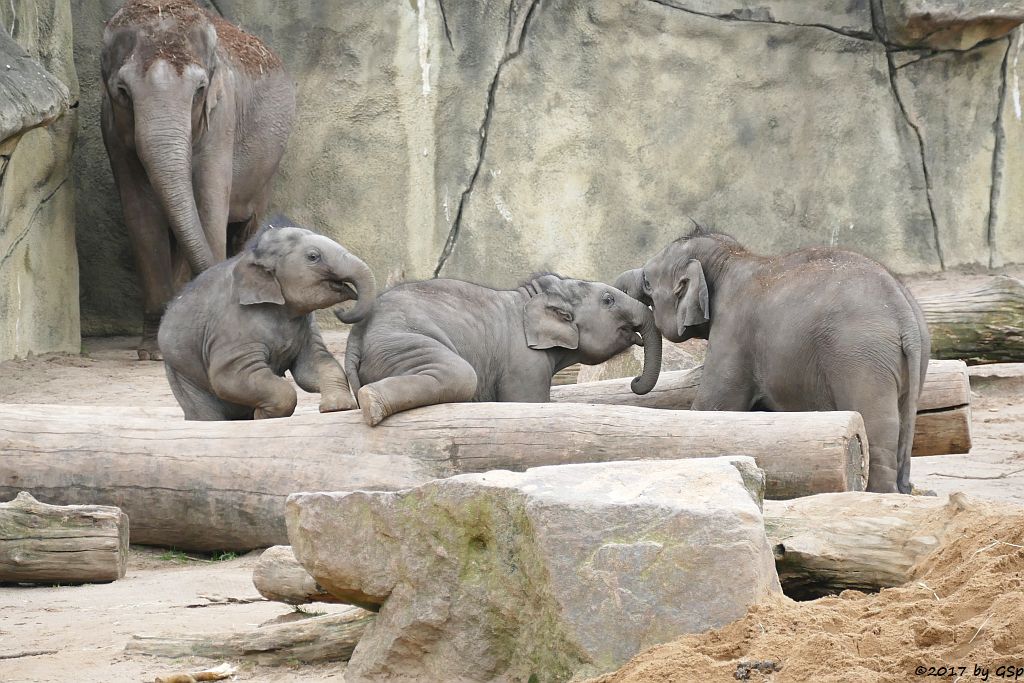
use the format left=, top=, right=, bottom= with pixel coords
left=232, top=219, right=377, bottom=321
left=521, top=274, right=662, bottom=395
left=101, top=0, right=229, bottom=273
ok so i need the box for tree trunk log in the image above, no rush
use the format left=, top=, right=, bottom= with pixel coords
left=552, top=359, right=972, bottom=456
left=911, top=275, right=1024, bottom=363
left=253, top=545, right=344, bottom=604
left=763, top=492, right=969, bottom=599
left=126, top=609, right=375, bottom=665
left=0, top=403, right=868, bottom=550
left=0, top=491, right=128, bottom=584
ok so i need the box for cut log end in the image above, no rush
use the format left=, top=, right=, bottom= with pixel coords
left=253, top=545, right=345, bottom=605
left=0, top=491, right=128, bottom=584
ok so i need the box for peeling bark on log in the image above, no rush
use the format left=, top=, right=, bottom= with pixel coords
left=0, top=403, right=868, bottom=550
left=553, top=360, right=972, bottom=456
left=763, top=492, right=969, bottom=599
left=912, top=275, right=1024, bottom=363
left=0, top=491, right=128, bottom=583
left=253, top=545, right=344, bottom=604
left=126, top=609, right=375, bottom=665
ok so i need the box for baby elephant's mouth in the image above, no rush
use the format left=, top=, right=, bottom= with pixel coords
left=328, top=279, right=358, bottom=300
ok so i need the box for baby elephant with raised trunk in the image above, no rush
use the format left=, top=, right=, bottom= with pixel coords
left=345, top=274, right=663, bottom=426
left=615, top=225, right=929, bottom=494
left=159, top=218, right=376, bottom=420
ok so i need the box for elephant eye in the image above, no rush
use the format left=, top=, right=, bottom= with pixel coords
left=602, top=293, right=615, bottom=307
left=116, top=84, right=131, bottom=101
left=642, top=273, right=651, bottom=293
left=306, top=251, right=321, bottom=263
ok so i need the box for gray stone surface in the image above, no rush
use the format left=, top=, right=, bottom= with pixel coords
left=287, top=457, right=780, bottom=682
left=0, top=0, right=79, bottom=362
left=879, top=0, right=1024, bottom=50
left=66, top=1, right=1024, bottom=333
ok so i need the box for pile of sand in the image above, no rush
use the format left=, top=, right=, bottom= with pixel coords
left=594, top=497, right=1024, bottom=682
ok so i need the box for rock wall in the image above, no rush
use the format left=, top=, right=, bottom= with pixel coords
left=69, top=0, right=1024, bottom=333
left=0, top=0, right=79, bottom=361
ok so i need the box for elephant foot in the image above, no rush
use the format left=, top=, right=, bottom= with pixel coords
left=319, top=388, right=358, bottom=413
left=137, top=339, right=163, bottom=361
left=910, top=484, right=938, bottom=497
left=357, top=385, right=388, bottom=427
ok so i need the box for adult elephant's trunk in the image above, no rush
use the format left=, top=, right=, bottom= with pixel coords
left=133, top=98, right=215, bottom=274
left=629, top=297, right=662, bottom=395
left=333, top=254, right=377, bottom=324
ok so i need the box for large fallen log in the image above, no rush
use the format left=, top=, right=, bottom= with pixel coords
left=126, top=608, right=375, bottom=665
left=551, top=359, right=972, bottom=456
left=0, top=403, right=868, bottom=550
left=253, top=545, right=344, bottom=604
left=0, top=491, right=128, bottom=584
left=911, top=275, right=1024, bottom=363
left=763, top=492, right=969, bottom=599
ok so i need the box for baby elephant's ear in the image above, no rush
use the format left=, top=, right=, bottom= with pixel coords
left=677, top=258, right=710, bottom=331
left=523, top=291, right=580, bottom=350
left=233, top=252, right=285, bottom=306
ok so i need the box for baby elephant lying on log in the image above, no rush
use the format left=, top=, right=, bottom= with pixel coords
left=345, top=274, right=662, bottom=425
left=159, top=217, right=376, bottom=420
left=616, top=224, right=930, bottom=494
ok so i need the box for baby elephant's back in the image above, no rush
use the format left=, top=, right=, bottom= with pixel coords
left=158, top=260, right=237, bottom=382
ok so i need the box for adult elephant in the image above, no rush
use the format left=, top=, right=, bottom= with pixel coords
left=100, top=0, right=295, bottom=359
left=615, top=225, right=929, bottom=494
left=346, top=274, right=662, bottom=426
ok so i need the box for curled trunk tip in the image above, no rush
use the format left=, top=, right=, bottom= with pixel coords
left=333, top=257, right=378, bottom=324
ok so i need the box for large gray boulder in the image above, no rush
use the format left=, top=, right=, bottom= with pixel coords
left=0, top=0, right=79, bottom=362
left=287, top=457, right=781, bottom=682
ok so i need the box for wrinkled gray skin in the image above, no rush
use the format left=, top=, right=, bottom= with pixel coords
left=158, top=219, right=377, bottom=420
left=617, top=228, right=929, bottom=494
left=101, top=3, right=295, bottom=360
left=346, top=274, right=663, bottom=426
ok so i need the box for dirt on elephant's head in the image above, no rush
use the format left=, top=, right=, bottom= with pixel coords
left=107, top=0, right=281, bottom=75
left=590, top=495, right=1024, bottom=683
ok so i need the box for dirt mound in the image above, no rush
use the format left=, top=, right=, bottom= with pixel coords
left=592, top=495, right=1024, bottom=683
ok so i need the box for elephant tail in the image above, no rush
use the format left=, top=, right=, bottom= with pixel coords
left=344, top=325, right=365, bottom=399
left=895, top=281, right=931, bottom=494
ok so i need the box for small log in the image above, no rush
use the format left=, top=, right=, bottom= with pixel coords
left=763, top=492, right=969, bottom=599
left=0, top=403, right=869, bottom=550
left=0, top=491, right=128, bottom=583
left=253, top=545, right=344, bottom=604
left=911, top=275, right=1024, bottom=363
left=552, top=359, right=972, bottom=455
left=126, top=609, right=375, bottom=665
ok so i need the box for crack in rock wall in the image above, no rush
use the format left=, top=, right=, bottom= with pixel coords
left=66, top=0, right=1024, bottom=333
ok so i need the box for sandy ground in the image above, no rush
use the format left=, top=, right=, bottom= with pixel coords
left=0, top=333, right=1021, bottom=681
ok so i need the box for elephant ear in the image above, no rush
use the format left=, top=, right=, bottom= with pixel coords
left=191, top=22, right=225, bottom=130
left=233, top=252, right=285, bottom=306
left=676, top=258, right=710, bottom=334
left=523, top=286, right=579, bottom=351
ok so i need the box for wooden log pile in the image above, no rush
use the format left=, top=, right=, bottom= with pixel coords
left=552, top=359, right=972, bottom=456
left=0, top=403, right=868, bottom=550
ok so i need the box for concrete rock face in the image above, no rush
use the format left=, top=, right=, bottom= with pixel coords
left=0, top=0, right=79, bottom=362
left=68, top=0, right=1024, bottom=333
left=287, top=458, right=780, bottom=682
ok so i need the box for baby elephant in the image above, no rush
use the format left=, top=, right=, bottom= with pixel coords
left=616, top=225, right=929, bottom=494
left=159, top=218, right=376, bottom=420
left=345, top=274, right=663, bottom=426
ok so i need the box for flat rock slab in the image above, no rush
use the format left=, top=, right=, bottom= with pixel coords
left=287, top=457, right=781, bottom=682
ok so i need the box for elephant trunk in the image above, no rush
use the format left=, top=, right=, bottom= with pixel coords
left=629, top=297, right=662, bottom=395
left=333, top=253, right=377, bottom=324
left=133, top=98, right=215, bottom=274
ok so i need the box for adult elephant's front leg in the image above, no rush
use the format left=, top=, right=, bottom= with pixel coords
left=108, top=150, right=175, bottom=361
left=209, top=349, right=297, bottom=419
left=193, top=124, right=234, bottom=262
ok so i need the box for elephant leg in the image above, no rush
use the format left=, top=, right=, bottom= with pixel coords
left=194, top=145, right=233, bottom=263
left=209, top=351, right=298, bottom=420
left=165, top=366, right=251, bottom=420
left=690, top=350, right=755, bottom=411
left=832, top=377, right=901, bottom=493
left=292, top=325, right=357, bottom=413
left=109, top=152, right=174, bottom=361
left=357, top=342, right=478, bottom=427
